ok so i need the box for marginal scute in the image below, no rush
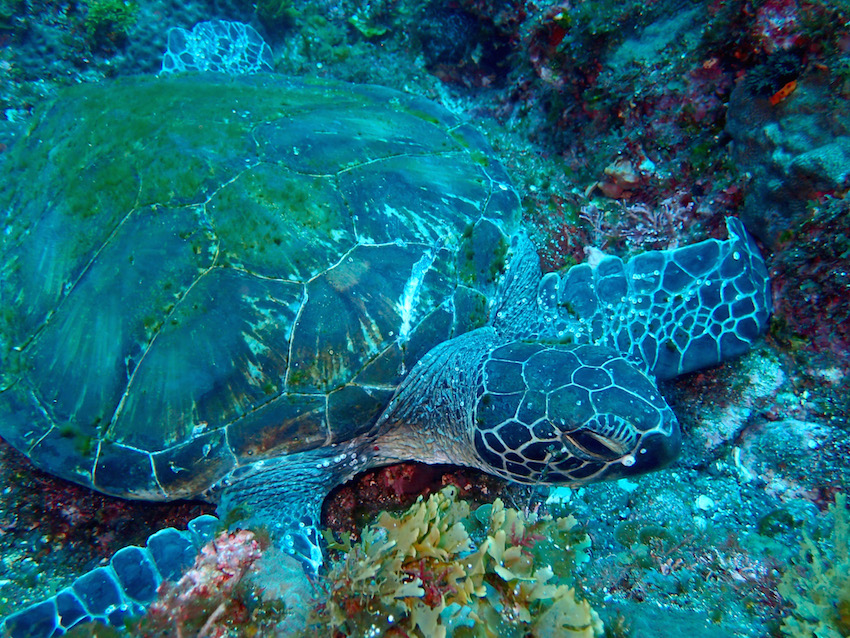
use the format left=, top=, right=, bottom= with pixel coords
left=326, top=384, right=394, bottom=443
left=29, top=428, right=97, bottom=483
left=152, top=429, right=234, bottom=498
left=0, top=385, right=55, bottom=456
left=225, top=392, right=327, bottom=459
left=94, top=443, right=160, bottom=498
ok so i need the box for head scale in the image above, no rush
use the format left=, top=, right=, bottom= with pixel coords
left=472, top=341, right=681, bottom=485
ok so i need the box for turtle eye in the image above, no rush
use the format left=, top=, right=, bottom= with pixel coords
left=559, top=428, right=631, bottom=462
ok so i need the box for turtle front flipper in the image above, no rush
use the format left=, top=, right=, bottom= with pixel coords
left=541, top=217, right=771, bottom=378
left=212, top=445, right=372, bottom=574
left=0, top=516, right=218, bottom=638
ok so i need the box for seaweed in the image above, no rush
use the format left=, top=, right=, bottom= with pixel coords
left=310, top=485, right=602, bottom=637
left=82, top=0, right=138, bottom=48
left=779, top=494, right=850, bottom=637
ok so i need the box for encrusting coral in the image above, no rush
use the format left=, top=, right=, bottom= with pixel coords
left=310, top=485, right=603, bottom=638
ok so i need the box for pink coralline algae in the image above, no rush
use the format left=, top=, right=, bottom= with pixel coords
left=140, top=529, right=264, bottom=638
left=579, top=189, right=703, bottom=252
left=754, top=0, right=802, bottom=53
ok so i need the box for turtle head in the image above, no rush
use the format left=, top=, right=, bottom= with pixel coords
left=471, top=341, right=680, bottom=486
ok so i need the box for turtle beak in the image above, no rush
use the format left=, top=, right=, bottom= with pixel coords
left=594, top=417, right=681, bottom=483
left=628, top=425, right=682, bottom=475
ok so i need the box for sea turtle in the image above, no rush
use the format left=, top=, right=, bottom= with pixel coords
left=0, top=73, right=771, bottom=636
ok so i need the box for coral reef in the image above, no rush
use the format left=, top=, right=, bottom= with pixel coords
left=770, top=196, right=850, bottom=358
left=726, top=70, right=850, bottom=249
left=256, top=0, right=297, bottom=33
left=0, top=438, right=214, bottom=618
